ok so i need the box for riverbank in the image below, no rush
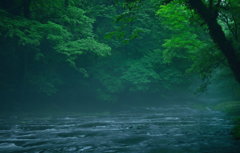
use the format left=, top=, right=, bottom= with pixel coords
left=212, top=101, right=240, bottom=139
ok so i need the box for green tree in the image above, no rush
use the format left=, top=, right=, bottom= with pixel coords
left=0, top=0, right=111, bottom=103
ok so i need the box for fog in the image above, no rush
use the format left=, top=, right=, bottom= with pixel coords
left=1, top=0, right=240, bottom=152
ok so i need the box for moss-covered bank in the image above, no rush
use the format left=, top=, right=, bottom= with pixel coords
left=212, top=101, right=240, bottom=139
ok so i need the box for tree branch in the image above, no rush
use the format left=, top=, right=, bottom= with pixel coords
left=187, top=0, right=240, bottom=83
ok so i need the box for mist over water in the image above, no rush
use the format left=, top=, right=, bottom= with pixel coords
left=1, top=0, right=240, bottom=152
left=2, top=74, right=239, bottom=153
left=1, top=105, right=240, bottom=153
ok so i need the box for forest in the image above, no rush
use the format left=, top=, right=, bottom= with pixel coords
left=1, top=0, right=240, bottom=110
left=0, top=0, right=240, bottom=152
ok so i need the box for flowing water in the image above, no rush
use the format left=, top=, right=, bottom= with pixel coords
left=0, top=105, right=240, bottom=153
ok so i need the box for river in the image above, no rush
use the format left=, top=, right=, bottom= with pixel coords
left=0, top=105, right=240, bottom=153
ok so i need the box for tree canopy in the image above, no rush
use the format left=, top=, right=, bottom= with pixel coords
left=0, top=0, right=239, bottom=110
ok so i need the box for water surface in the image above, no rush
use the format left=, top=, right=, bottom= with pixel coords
left=0, top=105, right=240, bottom=153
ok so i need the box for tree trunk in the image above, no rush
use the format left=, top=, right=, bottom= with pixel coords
left=64, top=0, right=69, bottom=8
left=188, top=0, right=240, bottom=83
left=23, top=0, right=31, bottom=18
left=0, top=0, right=21, bottom=15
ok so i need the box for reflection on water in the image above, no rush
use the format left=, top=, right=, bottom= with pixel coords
left=0, top=105, right=240, bottom=153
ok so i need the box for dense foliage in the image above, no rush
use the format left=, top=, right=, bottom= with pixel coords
left=0, top=0, right=239, bottom=110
